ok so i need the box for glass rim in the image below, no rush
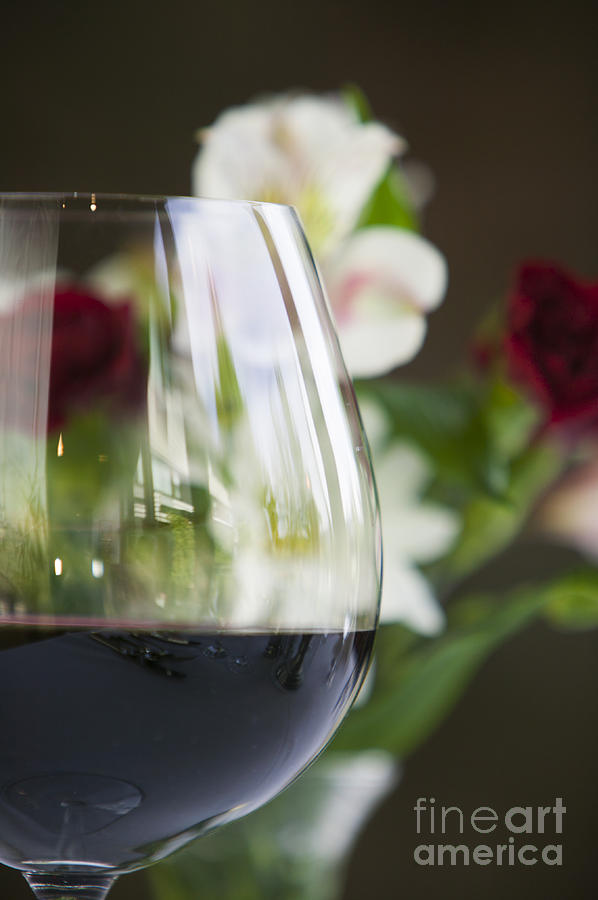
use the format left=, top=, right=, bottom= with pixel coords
left=0, top=191, right=296, bottom=213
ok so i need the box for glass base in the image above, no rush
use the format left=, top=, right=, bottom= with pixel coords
left=23, top=871, right=116, bottom=900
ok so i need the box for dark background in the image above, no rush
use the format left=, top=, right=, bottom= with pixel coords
left=1, top=0, right=597, bottom=897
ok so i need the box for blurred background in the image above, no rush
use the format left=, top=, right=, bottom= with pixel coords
left=1, top=0, right=597, bottom=896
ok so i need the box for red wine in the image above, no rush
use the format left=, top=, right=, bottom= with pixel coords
left=0, top=625, right=373, bottom=873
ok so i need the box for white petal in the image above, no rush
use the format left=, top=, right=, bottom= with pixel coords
left=192, top=94, right=403, bottom=258
left=87, top=252, right=144, bottom=301
left=538, top=461, right=598, bottom=559
left=374, top=439, right=459, bottom=559
left=193, top=100, right=297, bottom=201
left=357, top=396, right=390, bottom=451
left=327, top=226, right=448, bottom=314
left=380, top=559, right=446, bottom=634
left=286, top=750, right=399, bottom=860
left=313, top=123, right=404, bottom=251
left=385, top=504, right=460, bottom=563
left=374, top=441, right=431, bottom=502
left=267, top=95, right=365, bottom=161
left=269, top=97, right=402, bottom=250
left=338, top=312, right=427, bottom=378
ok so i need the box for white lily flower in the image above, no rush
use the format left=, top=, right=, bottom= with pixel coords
left=323, top=227, right=448, bottom=377
left=193, top=94, right=402, bottom=257
left=361, top=400, right=459, bottom=634
left=193, top=92, right=448, bottom=379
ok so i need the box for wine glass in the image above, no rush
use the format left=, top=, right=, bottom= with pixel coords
left=0, top=193, right=381, bottom=900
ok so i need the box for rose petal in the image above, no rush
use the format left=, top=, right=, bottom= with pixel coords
left=505, top=261, right=598, bottom=432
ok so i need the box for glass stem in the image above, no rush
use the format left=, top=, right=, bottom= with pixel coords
left=23, top=871, right=117, bottom=900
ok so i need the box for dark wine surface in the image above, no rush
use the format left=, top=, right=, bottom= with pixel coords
left=0, top=625, right=373, bottom=873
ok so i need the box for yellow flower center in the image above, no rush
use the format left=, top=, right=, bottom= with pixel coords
left=257, top=183, right=335, bottom=257
left=296, top=185, right=335, bottom=256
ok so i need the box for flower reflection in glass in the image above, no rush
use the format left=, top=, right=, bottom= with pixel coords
left=46, top=286, right=147, bottom=433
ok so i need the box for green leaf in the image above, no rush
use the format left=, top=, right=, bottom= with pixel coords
left=443, top=442, right=561, bottom=578
left=215, top=336, right=244, bottom=429
left=543, top=570, right=598, bottom=630
left=332, top=585, right=553, bottom=757
left=342, top=84, right=418, bottom=232
left=342, top=83, right=374, bottom=123
left=357, top=166, right=418, bottom=232
left=150, top=868, right=193, bottom=900
left=483, top=377, right=540, bottom=460
left=148, top=749, right=361, bottom=900
left=359, top=380, right=491, bottom=488
left=359, top=378, right=562, bottom=582
left=46, top=412, right=142, bottom=522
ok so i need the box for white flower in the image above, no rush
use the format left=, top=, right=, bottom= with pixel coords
left=193, top=93, right=402, bottom=257
left=324, top=227, right=447, bottom=378
left=361, top=400, right=459, bottom=634
left=193, top=92, right=448, bottom=379
left=537, top=459, right=598, bottom=558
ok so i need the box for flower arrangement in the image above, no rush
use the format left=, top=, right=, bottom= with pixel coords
left=142, top=88, right=598, bottom=900
left=1, top=91, right=594, bottom=900
left=189, top=88, right=598, bottom=753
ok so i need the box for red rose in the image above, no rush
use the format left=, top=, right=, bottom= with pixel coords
left=48, top=286, right=147, bottom=431
left=505, top=262, right=598, bottom=430
left=0, top=285, right=147, bottom=433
